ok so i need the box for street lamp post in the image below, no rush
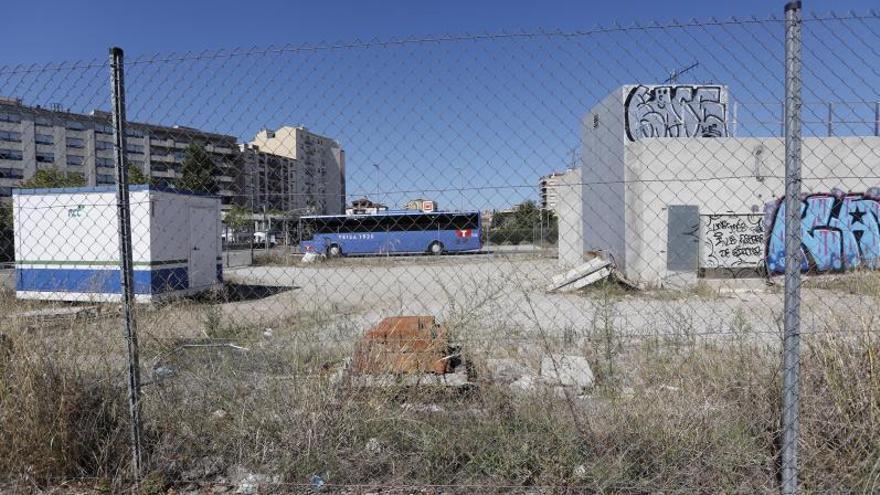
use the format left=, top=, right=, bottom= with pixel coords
left=372, top=163, right=380, bottom=208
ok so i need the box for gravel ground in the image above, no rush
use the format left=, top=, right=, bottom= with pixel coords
left=221, top=253, right=870, bottom=349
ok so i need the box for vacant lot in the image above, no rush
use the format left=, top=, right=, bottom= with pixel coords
left=1, top=254, right=878, bottom=493
left=225, top=253, right=873, bottom=346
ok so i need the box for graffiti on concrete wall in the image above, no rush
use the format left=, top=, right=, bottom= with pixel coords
left=765, top=189, right=880, bottom=273
left=624, top=85, right=728, bottom=141
left=701, top=214, right=764, bottom=269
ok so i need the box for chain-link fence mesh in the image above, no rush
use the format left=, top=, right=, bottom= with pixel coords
left=0, top=7, right=879, bottom=494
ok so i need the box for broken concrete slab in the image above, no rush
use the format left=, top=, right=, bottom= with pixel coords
left=546, top=258, right=616, bottom=293
left=547, top=257, right=638, bottom=293
left=548, top=257, right=611, bottom=291
left=540, top=355, right=594, bottom=389
left=484, top=358, right=535, bottom=385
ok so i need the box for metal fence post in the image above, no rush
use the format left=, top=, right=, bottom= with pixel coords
left=874, top=101, right=879, bottom=137
left=110, top=46, right=143, bottom=483
left=781, top=2, right=803, bottom=494
left=827, top=102, right=833, bottom=136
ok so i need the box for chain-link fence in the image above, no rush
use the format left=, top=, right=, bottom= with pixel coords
left=1, top=5, right=879, bottom=493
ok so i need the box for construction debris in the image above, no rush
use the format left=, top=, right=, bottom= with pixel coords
left=301, top=252, right=322, bottom=263
left=352, top=316, right=454, bottom=375
left=546, top=257, right=635, bottom=292
left=540, top=354, right=595, bottom=389
left=348, top=316, right=471, bottom=388
left=8, top=305, right=100, bottom=322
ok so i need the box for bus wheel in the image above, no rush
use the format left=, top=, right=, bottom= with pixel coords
left=327, top=245, right=342, bottom=258
left=428, top=241, right=444, bottom=255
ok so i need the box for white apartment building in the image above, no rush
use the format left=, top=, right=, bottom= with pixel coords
left=539, top=171, right=567, bottom=211
left=249, top=126, right=345, bottom=215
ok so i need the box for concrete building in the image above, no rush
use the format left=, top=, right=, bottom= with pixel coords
left=239, top=144, right=301, bottom=214
left=555, top=168, right=584, bottom=269
left=539, top=171, right=567, bottom=211
left=561, top=84, right=880, bottom=286
left=0, top=97, right=239, bottom=205
left=249, top=126, right=345, bottom=215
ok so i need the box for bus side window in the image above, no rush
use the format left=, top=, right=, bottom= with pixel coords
left=414, top=215, right=435, bottom=231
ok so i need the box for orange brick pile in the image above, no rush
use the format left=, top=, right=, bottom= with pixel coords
left=352, top=316, right=452, bottom=374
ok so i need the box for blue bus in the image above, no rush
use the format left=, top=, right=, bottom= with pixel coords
left=299, top=211, right=482, bottom=257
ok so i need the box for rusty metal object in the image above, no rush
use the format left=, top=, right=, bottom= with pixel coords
left=352, top=316, right=452, bottom=375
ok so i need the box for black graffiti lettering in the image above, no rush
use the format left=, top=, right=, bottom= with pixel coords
left=624, top=85, right=728, bottom=142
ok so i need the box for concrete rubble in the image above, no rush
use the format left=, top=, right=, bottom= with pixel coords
left=226, top=465, right=281, bottom=495
left=540, top=354, right=595, bottom=389
left=484, top=358, right=534, bottom=383
left=301, top=251, right=322, bottom=263
left=546, top=257, right=635, bottom=293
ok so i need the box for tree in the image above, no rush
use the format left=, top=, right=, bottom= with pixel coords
left=20, top=168, right=86, bottom=188
left=224, top=204, right=252, bottom=231
left=488, top=200, right=558, bottom=245
left=175, top=143, right=217, bottom=194
left=127, top=163, right=152, bottom=185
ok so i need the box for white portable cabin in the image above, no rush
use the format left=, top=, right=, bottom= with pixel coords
left=13, top=185, right=222, bottom=303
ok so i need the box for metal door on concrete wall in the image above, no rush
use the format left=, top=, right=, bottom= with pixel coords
left=188, top=206, right=216, bottom=289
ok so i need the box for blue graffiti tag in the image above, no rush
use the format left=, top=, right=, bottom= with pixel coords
left=766, top=190, right=880, bottom=273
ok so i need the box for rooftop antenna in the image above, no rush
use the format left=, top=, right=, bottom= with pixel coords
left=664, top=61, right=699, bottom=84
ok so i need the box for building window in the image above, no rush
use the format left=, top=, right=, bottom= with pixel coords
left=66, top=137, right=85, bottom=149
left=95, top=124, right=113, bottom=135
left=35, top=133, right=54, bottom=145
left=67, top=154, right=84, bottom=166
left=0, top=167, right=23, bottom=178
left=96, top=157, right=114, bottom=168
left=34, top=116, right=54, bottom=127
left=96, top=174, right=115, bottom=184
left=0, top=186, right=12, bottom=196
left=95, top=140, right=114, bottom=150
left=36, top=152, right=54, bottom=163
left=126, top=144, right=144, bottom=154
left=0, top=130, right=21, bottom=142
left=0, top=149, right=23, bottom=161
left=0, top=113, right=21, bottom=123
left=65, top=121, right=86, bottom=131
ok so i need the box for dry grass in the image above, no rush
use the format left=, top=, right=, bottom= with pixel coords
left=802, top=269, right=880, bottom=297
left=0, top=281, right=878, bottom=493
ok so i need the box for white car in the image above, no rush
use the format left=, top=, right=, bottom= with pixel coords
left=253, top=231, right=278, bottom=247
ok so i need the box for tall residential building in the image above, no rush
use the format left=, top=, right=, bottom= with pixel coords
left=247, top=126, right=346, bottom=215
left=238, top=144, right=300, bottom=213
left=0, top=97, right=240, bottom=204
left=539, top=171, right=567, bottom=211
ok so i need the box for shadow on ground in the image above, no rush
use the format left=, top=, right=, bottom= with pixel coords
left=198, top=282, right=296, bottom=303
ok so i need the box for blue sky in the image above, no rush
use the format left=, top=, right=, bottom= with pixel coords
left=1, top=1, right=878, bottom=211
left=0, top=1, right=873, bottom=65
